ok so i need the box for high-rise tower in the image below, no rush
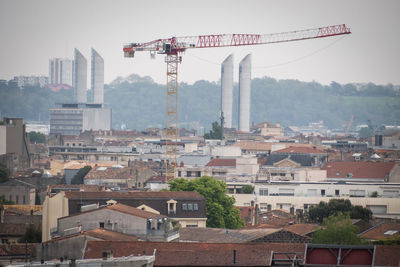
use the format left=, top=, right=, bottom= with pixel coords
left=91, top=48, right=104, bottom=104
left=238, top=54, right=251, bottom=132
left=49, top=58, right=74, bottom=86
left=74, top=48, right=87, bottom=103
left=221, top=54, right=233, bottom=129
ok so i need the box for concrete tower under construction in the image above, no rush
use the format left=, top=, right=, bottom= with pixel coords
left=238, top=54, right=251, bottom=132
left=91, top=48, right=104, bottom=104
left=74, top=48, right=87, bottom=103
left=221, top=54, right=234, bottom=129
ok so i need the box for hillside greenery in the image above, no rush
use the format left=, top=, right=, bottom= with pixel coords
left=0, top=74, right=399, bottom=131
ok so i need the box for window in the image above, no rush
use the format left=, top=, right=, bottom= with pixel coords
left=259, top=188, right=268, bottom=196
left=23, top=195, right=26, bottom=204
left=279, top=188, right=294, bottom=196
left=99, top=222, right=105, bottom=228
left=178, top=171, right=181, bottom=177
left=321, top=190, right=326, bottom=196
left=193, top=203, right=198, bottom=210
left=260, top=203, right=268, bottom=210
left=16, top=195, right=19, bottom=204
left=335, top=190, right=340, bottom=196
left=307, top=189, right=317, bottom=196
left=182, top=203, right=187, bottom=210
left=188, top=203, right=193, bottom=210
left=350, top=190, right=365, bottom=197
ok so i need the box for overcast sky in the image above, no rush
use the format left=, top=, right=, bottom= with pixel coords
left=0, top=0, right=399, bottom=86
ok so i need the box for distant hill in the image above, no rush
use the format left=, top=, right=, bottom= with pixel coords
left=0, top=74, right=399, bottom=131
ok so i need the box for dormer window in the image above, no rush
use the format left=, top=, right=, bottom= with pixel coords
left=167, top=199, right=177, bottom=214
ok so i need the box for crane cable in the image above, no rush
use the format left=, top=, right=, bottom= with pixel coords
left=185, top=35, right=348, bottom=69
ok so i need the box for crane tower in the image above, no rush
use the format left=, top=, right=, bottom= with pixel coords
left=123, top=24, right=351, bottom=179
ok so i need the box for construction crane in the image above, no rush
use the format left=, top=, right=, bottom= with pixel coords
left=123, top=24, right=351, bottom=179
left=345, top=114, right=354, bottom=136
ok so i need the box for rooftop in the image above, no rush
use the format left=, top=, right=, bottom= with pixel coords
left=359, top=222, right=400, bottom=240
left=64, top=191, right=205, bottom=200
left=273, top=146, right=326, bottom=154
left=321, top=161, right=397, bottom=179
left=206, top=158, right=236, bottom=167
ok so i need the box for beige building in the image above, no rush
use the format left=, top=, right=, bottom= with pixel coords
left=251, top=122, right=284, bottom=137
left=42, top=191, right=207, bottom=242
left=228, top=181, right=400, bottom=218
left=0, top=117, right=31, bottom=173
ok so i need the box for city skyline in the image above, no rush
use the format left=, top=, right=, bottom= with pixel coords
left=0, top=0, right=399, bottom=86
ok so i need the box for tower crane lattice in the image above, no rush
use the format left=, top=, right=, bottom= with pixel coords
left=123, top=24, right=351, bottom=180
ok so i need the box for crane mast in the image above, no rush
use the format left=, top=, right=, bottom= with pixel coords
left=123, top=24, right=351, bottom=180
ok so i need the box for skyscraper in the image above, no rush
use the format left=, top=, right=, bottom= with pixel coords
left=238, top=54, right=251, bottom=132
left=221, top=54, right=233, bottom=129
left=74, top=48, right=87, bottom=103
left=49, top=58, right=74, bottom=86
left=91, top=48, right=104, bottom=104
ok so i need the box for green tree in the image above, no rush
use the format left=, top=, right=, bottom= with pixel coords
left=71, top=166, right=92, bottom=185
left=204, top=121, right=222, bottom=139
left=0, top=195, right=14, bottom=204
left=29, top=131, right=46, bottom=144
left=169, top=176, right=245, bottom=229
left=312, top=213, right=365, bottom=245
left=0, top=166, right=9, bottom=183
left=18, top=224, right=41, bottom=243
left=358, top=127, right=374, bottom=138
left=241, top=185, right=255, bottom=194
left=374, top=236, right=400, bottom=245
left=308, top=199, right=372, bottom=223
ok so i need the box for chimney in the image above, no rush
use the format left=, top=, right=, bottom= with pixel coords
left=255, top=204, right=259, bottom=225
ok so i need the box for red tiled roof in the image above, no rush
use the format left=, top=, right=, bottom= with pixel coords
left=273, top=146, right=326, bottom=154
left=84, top=241, right=306, bottom=265
left=61, top=203, right=166, bottom=220
left=321, top=161, right=396, bottom=179
left=179, top=227, right=282, bottom=243
left=206, top=158, right=236, bottom=167
left=284, top=224, right=319, bottom=236
left=84, top=228, right=139, bottom=241
left=360, top=223, right=400, bottom=240
left=64, top=191, right=205, bottom=200
left=0, top=244, right=35, bottom=256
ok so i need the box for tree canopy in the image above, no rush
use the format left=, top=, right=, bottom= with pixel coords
left=169, top=176, right=244, bottom=229
left=71, top=166, right=92, bottom=185
left=1, top=76, right=399, bottom=131
left=18, top=224, right=41, bottom=243
left=241, top=185, right=255, bottom=194
left=204, top=121, right=222, bottom=140
left=0, top=165, right=9, bottom=183
left=308, top=199, right=372, bottom=223
left=29, top=131, right=46, bottom=144
left=312, top=213, right=365, bottom=245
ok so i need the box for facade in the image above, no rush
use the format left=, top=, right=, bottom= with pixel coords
left=91, top=48, right=104, bottom=104
left=12, top=76, right=48, bottom=87
left=42, top=191, right=207, bottom=242
left=0, top=181, right=36, bottom=205
left=49, top=58, right=74, bottom=86
left=238, top=54, right=251, bottom=132
left=228, top=181, right=400, bottom=218
left=251, top=122, right=284, bottom=137
left=50, top=103, right=112, bottom=135
left=56, top=203, right=178, bottom=242
left=84, top=165, right=156, bottom=189
left=0, top=117, right=31, bottom=173
left=74, top=48, right=87, bottom=103
left=221, top=54, right=233, bottom=128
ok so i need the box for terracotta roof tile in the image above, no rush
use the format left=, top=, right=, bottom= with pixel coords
left=63, top=203, right=166, bottom=220
left=179, top=227, right=281, bottom=243
left=360, top=223, right=400, bottom=240
left=373, top=245, right=400, bottom=266
left=84, top=241, right=306, bottom=265
left=321, top=161, right=396, bottom=179
left=84, top=228, right=140, bottom=241
left=273, top=146, right=326, bottom=154
left=206, top=158, right=236, bottom=167
left=284, top=224, right=319, bottom=236
left=64, top=191, right=205, bottom=200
